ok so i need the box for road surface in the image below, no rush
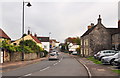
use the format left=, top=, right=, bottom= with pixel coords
left=2, top=52, right=88, bottom=77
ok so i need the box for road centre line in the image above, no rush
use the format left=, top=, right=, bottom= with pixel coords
left=24, top=73, right=32, bottom=76
left=40, top=66, right=50, bottom=71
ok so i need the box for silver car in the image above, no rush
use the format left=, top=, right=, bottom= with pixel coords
left=48, top=53, right=59, bottom=60
left=101, top=51, right=120, bottom=65
left=113, top=58, right=120, bottom=66
left=94, top=50, right=117, bottom=61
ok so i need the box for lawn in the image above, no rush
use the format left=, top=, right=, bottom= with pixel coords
left=87, top=56, right=102, bottom=64
left=112, top=70, right=120, bottom=74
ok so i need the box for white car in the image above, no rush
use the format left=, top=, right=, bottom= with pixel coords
left=101, top=51, right=120, bottom=65
left=94, top=50, right=117, bottom=61
left=72, top=51, right=78, bottom=55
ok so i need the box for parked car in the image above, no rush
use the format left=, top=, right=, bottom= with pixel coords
left=72, top=51, right=77, bottom=55
left=101, top=51, right=120, bottom=65
left=113, top=58, right=120, bottom=67
left=48, top=53, right=59, bottom=60
left=94, top=50, right=117, bottom=61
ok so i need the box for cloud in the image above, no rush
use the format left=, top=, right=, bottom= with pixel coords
left=1, top=1, right=118, bottom=42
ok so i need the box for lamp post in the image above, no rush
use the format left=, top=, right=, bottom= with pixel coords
left=49, top=32, right=51, bottom=52
left=22, top=1, right=32, bottom=61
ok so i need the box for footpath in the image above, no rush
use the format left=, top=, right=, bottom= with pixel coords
left=0, top=57, right=48, bottom=72
left=67, top=53, right=119, bottom=78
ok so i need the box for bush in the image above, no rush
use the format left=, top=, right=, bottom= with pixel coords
left=19, top=40, right=42, bottom=53
left=16, top=46, right=34, bottom=53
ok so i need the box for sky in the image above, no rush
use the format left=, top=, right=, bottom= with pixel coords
left=0, top=0, right=119, bottom=43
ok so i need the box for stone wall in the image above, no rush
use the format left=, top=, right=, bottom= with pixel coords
left=3, top=51, right=41, bottom=63
left=24, top=53, right=37, bottom=61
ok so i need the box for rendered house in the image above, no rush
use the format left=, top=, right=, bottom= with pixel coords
left=37, top=37, right=50, bottom=52
left=11, top=30, right=42, bottom=48
left=50, top=39, right=60, bottom=49
left=81, top=15, right=119, bottom=57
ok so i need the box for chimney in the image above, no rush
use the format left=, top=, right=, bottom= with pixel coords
left=34, top=33, right=37, bottom=37
left=88, top=23, right=94, bottom=29
left=28, top=29, right=30, bottom=35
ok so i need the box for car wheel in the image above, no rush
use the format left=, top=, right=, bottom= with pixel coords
left=99, top=56, right=104, bottom=61
left=110, top=59, right=115, bottom=65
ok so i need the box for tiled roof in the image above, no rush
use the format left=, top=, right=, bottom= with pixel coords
left=37, top=37, right=49, bottom=42
left=30, top=34, right=41, bottom=43
left=0, top=28, right=11, bottom=39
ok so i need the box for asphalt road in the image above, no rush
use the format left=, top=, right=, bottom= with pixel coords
left=2, top=52, right=88, bottom=77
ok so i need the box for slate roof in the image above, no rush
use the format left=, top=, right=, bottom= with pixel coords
left=0, top=28, right=11, bottom=39
left=37, top=37, right=49, bottom=42
left=81, top=18, right=120, bottom=37
left=81, top=25, right=97, bottom=37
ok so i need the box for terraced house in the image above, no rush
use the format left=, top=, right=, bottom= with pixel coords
left=81, top=15, right=120, bottom=57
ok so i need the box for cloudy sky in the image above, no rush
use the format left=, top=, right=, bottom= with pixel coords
left=0, top=0, right=119, bottom=42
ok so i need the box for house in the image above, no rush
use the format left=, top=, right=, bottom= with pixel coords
left=111, top=20, right=120, bottom=50
left=11, top=30, right=42, bottom=48
left=37, top=37, right=50, bottom=52
left=0, top=28, right=11, bottom=44
left=81, top=15, right=119, bottom=57
left=0, top=28, right=11, bottom=63
left=68, top=43, right=79, bottom=52
left=50, top=39, right=60, bottom=49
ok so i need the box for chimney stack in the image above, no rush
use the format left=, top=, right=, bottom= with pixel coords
left=28, top=29, right=30, bottom=35
left=88, top=23, right=94, bottom=29
left=34, top=33, right=37, bottom=37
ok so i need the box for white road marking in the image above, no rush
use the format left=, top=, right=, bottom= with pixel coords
left=24, top=73, right=32, bottom=76
left=40, top=67, right=50, bottom=71
left=53, top=63, right=58, bottom=65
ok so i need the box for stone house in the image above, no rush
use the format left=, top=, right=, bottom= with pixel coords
left=112, top=20, right=120, bottom=50
left=81, top=15, right=119, bottom=57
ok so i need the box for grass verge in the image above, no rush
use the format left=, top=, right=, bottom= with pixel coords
left=87, top=56, right=102, bottom=64
left=112, top=70, right=120, bottom=74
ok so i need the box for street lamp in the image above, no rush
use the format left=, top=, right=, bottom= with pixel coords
left=49, top=32, right=51, bottom=52
left=22, top=1, right=32, bottom=61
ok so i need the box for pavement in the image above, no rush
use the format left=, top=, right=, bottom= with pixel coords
left=0, top=56, right=48, bottom=72
left=77, top=57, right=119, bottom=77
left=64, top=53, right=119, bottom=77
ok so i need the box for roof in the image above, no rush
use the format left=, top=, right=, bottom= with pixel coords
left=30, top=34, right=41, bottom=43
left=50, top=39, right=59, bottom=43
left=81, top=16, right=120, bottom=37
left=37, top=37, right=49, bottom=42
left=0, top=28, right=11, bottom=39
left=81, top=25, right=96, bottom=37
